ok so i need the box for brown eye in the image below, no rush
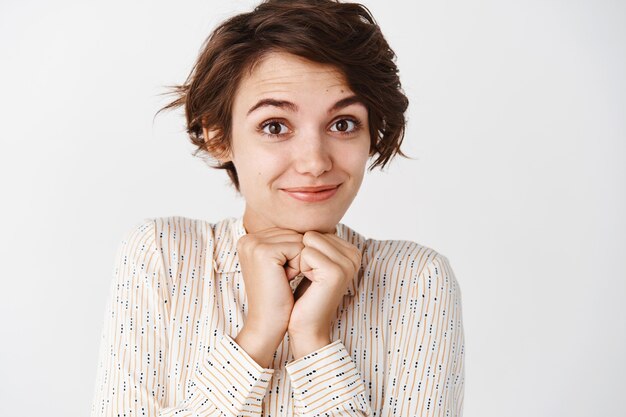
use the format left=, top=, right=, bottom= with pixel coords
left=330, top=118, right=360, bottom=135
left=335, top=120, right=348, bottom=132
left=260, top=120, right=289, bottom=137
left=268, top=121, right=282, bottom=135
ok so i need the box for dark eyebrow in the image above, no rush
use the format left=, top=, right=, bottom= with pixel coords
left=329, top=95, right=364, bottom=114
left=246, top=95, right=364, bottom=117
left=247, top=98, right=298, bottom=116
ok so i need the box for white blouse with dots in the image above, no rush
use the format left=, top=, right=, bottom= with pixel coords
left=90, top=215, right=465, bottom=416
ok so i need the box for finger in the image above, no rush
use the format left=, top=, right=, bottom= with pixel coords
left=259, top=235, right=304, bottom=279
left=324, top=233, right=362, bottom=270
left=254, top=225, right=303, bottom=238
left=299, top=244, right=348, bottom=284
left=257, top=233, right=304, bottom=244
left=283, top=248, right=303, bottom=280
left=261, top=241, right=304, bottom=270
left=303, top=232, right=360, bottom=272
left=254, top=228, right=303, bottom=241
left=272, top=237, right=304, bottom=275
left=237, top=228, right=303, bottom=251
left=324, top=232, right=357, bottom=252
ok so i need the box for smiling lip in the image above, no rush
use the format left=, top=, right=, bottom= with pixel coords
left=281, top=184, right=341, bottom=202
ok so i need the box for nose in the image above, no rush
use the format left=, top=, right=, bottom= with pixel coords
left=293, top=130, right=332, bottom=177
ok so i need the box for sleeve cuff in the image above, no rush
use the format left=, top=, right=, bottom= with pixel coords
left=194, top=333, right=275, bottom=416
left=285, top=339, right=367, bottom=416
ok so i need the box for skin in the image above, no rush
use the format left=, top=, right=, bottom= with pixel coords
left=202, top=51, right=370, bottom=366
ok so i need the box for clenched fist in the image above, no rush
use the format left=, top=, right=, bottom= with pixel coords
left=288, top=231, right=361, bottom=359
left=233, top=226, right=361, bottom=366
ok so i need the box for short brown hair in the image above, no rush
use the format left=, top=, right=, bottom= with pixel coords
left=158, top=0, right=410, bottom=192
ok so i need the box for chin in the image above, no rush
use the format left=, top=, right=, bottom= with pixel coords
left=280, top=214, right=340, bottom=234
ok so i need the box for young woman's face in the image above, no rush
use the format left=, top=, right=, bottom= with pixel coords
left=211, top=51, right=371, bottom=234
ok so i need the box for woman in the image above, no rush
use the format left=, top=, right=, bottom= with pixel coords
left=90, top=1, right=465, bottom=416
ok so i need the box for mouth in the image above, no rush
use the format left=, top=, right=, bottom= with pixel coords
left=280, top=184, right=341, bottom=203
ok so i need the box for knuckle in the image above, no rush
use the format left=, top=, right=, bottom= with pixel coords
left=255, top=242, right=271, bottom=256
left=339, top=257, right=353, bottom=270
left=329, top=263, right=344, bottom=277
left=303, top=230, right=319, bottom=242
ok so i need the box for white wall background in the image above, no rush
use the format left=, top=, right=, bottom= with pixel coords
left=1, top=0, right=624, bottom=416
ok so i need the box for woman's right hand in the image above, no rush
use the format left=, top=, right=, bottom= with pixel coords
left=234, top=227, right=304, bottom=365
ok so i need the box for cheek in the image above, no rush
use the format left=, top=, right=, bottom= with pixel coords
left=340, top=141, right=370, bottom=174
left=236, top=146, right=289, bottom=185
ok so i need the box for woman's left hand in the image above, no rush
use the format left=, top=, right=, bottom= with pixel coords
left=287, top=231, right=361, bottom=357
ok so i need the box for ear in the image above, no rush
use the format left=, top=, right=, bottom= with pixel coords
left=202, top=126, right=232, bottom=164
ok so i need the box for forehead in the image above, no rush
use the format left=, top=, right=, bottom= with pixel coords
left=239, top=51, right=350, bottom=96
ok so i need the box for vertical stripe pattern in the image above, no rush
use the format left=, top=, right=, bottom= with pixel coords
left=90, top=216, right=465, bottom=416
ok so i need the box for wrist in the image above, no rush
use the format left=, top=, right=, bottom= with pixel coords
left=247, top=312, right=290, bottom=335
left=235, top=324, right=286, bottom=368
left=288, top=330, right=332, bottom=360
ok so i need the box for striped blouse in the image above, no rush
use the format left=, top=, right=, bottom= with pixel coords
left=90, top=215, right=465, bottom=417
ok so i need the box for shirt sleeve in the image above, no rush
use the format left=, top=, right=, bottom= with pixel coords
left=284, top=340, right=372, bottom=416
left=381, top=253, right=466, bottom=417
left=89, top=218, right=275, bottom=417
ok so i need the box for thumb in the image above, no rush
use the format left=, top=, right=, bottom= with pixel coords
left=284, top=252, right=302, bottom=280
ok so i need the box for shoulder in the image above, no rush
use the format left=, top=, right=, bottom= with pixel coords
left=363, top=237, right=459, bottom=289
left=146, top=215, right=238, bottom=252
left=114, top=218, right=160, bottom=267
left=120, top=215, right=215, bottom=245
left=362, top=237, right=438, bottom=275
left=338, top=220, right=460, bottom=292
left=119, top=215, right=233, bottom=277
left=134, top=215, right=239, bottom=244
left=337, top=222, right=453, bottom=281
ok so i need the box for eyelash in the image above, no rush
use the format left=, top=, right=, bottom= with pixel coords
left=257, top=117, right=363, bottom=139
